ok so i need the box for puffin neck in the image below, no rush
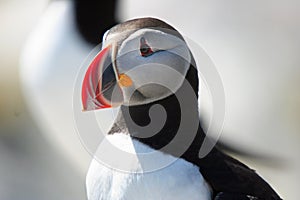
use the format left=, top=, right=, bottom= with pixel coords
left=109, top=64, right=207, bottom=159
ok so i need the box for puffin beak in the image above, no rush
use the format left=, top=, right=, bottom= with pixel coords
left=81, top=45, right=123, bottom=111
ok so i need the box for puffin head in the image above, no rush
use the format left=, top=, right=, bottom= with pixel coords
left=82, top=18, right=197, bottom=111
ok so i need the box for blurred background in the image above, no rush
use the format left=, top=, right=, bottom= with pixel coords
left=1, top=0, right=299, bottom=199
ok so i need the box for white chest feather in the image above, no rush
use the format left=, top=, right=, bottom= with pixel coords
left=86, top=134, right=212, bottom=200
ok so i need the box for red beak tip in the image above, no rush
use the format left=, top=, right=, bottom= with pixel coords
left=81, top=45, right=113, bottom=111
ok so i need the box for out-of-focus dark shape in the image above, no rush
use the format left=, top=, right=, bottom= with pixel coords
left=74, top=0, right=117, bottom=44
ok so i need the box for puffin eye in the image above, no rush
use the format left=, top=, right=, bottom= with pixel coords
left=140, top=37, right=153, bottom=57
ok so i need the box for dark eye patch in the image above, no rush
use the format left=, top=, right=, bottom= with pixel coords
left=140, top=37, right=153, bottom=57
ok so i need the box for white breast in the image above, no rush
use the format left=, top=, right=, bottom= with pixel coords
left=86, top=134, right=212, bottom=200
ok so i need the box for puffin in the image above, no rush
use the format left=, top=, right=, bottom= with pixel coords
left=82, top=18, right=282, bottom=200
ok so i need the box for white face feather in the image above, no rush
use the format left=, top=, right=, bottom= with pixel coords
left=111, top=28, right=191, bottom=106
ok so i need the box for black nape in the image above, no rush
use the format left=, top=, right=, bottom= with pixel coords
left=74, top=0, right=118, bottom=45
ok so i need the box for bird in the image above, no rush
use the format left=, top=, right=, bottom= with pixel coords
left=20, top=0, right=281, bottom=178
left=82, top=18, right=282, bottom=200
